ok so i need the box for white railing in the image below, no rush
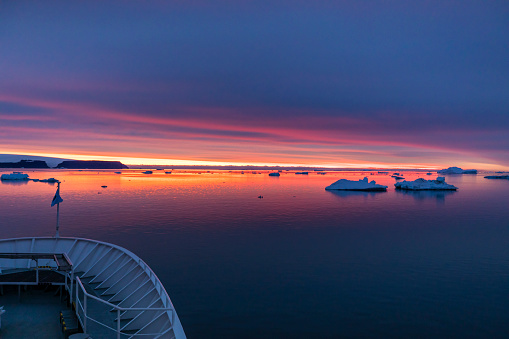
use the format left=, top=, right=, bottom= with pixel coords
left=68, top=275, right=175, bottom=339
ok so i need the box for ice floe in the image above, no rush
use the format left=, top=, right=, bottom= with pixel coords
left=39, top=178, right=58, bottom=183
left=325, top=177, right=387, bottom=191
left=1, top=172, right=29, bottom=180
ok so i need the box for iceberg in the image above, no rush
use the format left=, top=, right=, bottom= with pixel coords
left=325, top=177, right=387, bottom=191
left=268, top=172, right=280, bottom=177
left=395, top=177, right=457, bottom=190
left=484, top=175, right=509, bottom=179
left=1, top=172, right=29, bottom=180
left=437, top=167, right=477, bottom=174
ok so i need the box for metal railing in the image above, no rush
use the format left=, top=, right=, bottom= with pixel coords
left=67, top=275, right=175, bottom=339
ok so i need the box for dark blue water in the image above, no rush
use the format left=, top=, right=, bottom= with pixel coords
left=1, top=170, right=509, bottom=338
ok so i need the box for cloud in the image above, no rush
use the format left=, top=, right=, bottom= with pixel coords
left=0, top=1, right=508, bottom=168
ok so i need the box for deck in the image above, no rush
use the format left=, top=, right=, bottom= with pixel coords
left=0, top=284, right=65, bottom=339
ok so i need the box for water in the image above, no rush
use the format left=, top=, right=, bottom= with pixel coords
left=1, top=170, right=509, bottom=338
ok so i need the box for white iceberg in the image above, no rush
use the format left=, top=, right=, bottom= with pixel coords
left=437, top=167, right=477, bottom=174
left=395, top=177, right=457, bottom=190
left=325, top=177, right=387, bottom=191
left=268, top=172, right=280, bottom=177
left=142, top=171, right=153, bottom=174
left=1, top=172, right=29, bottom=180
left=484, top=175, right=509, bottom=179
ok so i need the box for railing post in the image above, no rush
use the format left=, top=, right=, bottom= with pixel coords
left=84, top=293, right=87, bottom=333
left=70, top=271, right=74, bottom=304
left=117, top=309, right=121, bottom=339
left=76, top=277, right=79, bottom=308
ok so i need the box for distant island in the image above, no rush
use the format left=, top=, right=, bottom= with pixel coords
left=0, top=160, right=50, bottom=168
left=55, top=160, right=129, bottom=169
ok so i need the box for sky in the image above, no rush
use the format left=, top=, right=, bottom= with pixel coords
left=1, top=1, right=508, bottom=169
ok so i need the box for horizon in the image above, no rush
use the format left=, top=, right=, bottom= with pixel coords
left=0, top=152, right=500, bottom=171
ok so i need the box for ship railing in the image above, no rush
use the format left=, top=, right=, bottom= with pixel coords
left=67, top=275, right=175, bottom=339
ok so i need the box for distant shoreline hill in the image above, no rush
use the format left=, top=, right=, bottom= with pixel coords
left=0, top=154, right=71, bottom=168
left=0, top=160, right=50, bottom=168
left=56, top=160, right=129, bottom=169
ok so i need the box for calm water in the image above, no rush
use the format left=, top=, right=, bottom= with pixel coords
left=1, top=170, right=509, bottom=338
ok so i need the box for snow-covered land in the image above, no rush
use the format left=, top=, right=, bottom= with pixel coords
left=395, top=177, right=457, bottom=190
left=1, top=172, right=29, bottom=180
left=438, top=167, right=477, bottom=174
left=325, top=177, right=387, bottom=191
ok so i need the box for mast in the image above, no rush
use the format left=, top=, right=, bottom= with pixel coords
left=55, top=181, right=60, bottom=238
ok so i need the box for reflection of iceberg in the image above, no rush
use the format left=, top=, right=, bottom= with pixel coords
left=395, top=177, right=457, bottom=190
left=438, top=167, right=477, bottom=174
left=0, top=179, right=29, bottom=185
left=396, top=189, right=456, bottom=202
left=327, top=190, right=384, bottom=199
left=1, top=172, right=29, bottom=180
left=325, top=177, right=387, bottom=191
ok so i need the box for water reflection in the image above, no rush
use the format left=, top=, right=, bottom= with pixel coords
left=0, top=180, right=29, bottom=186
left=395, top=189, right=456, bottom=203
left=327, top=190, right=386, bottom=199
left=2, top=170, right=509, bottom=338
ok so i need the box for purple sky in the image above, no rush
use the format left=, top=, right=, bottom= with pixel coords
left=1, top=1, right=508, bottom=168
